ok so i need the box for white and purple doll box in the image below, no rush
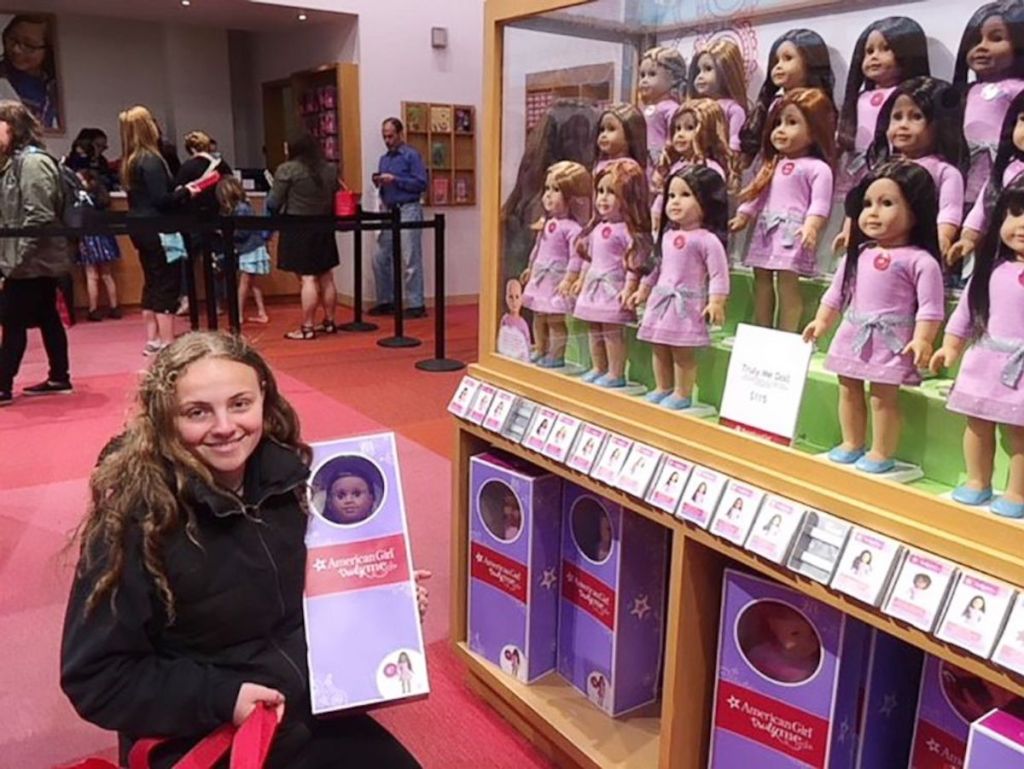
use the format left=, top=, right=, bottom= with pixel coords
left=467, top=451, right=563, bottom=683
left=557, top=482, right=669, bottom=716
left=303, top=434, right=428, bottom=714
left=909, top=655, right=1018, bottom=769
left=709, top=569, right=869, bottom=769
left=965, top=708, right=1024, bottom=768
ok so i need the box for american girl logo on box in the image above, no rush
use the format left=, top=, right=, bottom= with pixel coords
left=910, top=719, right=965, bottom=769
left=562, top=561, right=616, bottom=630
left=470, top=542, right=527, bottom=604
left=306, top=533, right=410, bottom=597
left=715, top=680, right=828, bottom=765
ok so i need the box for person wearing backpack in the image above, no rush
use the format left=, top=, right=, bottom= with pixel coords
left=0, top=99, right=72, bottom=406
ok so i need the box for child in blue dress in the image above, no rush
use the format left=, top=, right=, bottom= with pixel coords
left=216, top=176, right=271, bottom=323
left=75, top=170, right=122, bottom=321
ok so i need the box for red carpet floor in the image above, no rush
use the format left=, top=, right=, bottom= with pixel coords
left=0, top=303, right=556, bottom=769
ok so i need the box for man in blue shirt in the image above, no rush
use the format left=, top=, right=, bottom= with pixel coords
left=370, top=117, right=428, bottom=317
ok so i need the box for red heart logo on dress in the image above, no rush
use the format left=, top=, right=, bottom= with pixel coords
left=602, top=225, right=613, bottom=239
left=547, top=221, right=557, bottom=233
left=674, top=233, right=686, bottom=249
left=870, top=91, right=886, bottom=107
left=873, top=253, right=891, bottom=271
left=781, top=162, right=795, bottom=176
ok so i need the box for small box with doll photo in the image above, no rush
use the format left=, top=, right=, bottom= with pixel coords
left=645, top=456, right=693, bottom=515
left=566, top=424, right=607, bottom=475
left=909, top=655, right=1020, bottom=769
left=499, top=399, right=538, bottom=444
left=454, top=106, right=473, bottom=133
left=936, top=570, right=1016, bottom=659
left=467, top=383, right=497, bottom=425
left=786, top=510, right=851, bottom=584
left=965, top=707, right=1024, bottom=768
left=882, top=548, right=958, bottom=633
left=448, top=376, right=480, bottom=418
left=304, top=434, right=428, bottom=714
left=558, top=483, right=669, bottom=716
left=992, top=594, right=1024, bottom=676
left=743, top=495, right=807, bottom=565
left=521, top=407, right=558, bottom=453
left=541, top=413, right=581, bottom=463
left=709, top=569, right=869, bottom=769
left=612, top=443, right=662, bottom=499
left=319, top=85, right=336, bottom=110
left=482, top=390, right=517, bottom=434
left=468, top=451, right=563, bottom=683
left=678, top=466, right=728, bottom=528
left=829, top=527, right=904, bottom=608
left=590, top=434, right=633, bottom=486
left=709, top=480, right=765, bottom=545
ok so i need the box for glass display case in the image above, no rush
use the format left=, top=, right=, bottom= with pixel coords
left=452, top=2, right=1024, bottom=768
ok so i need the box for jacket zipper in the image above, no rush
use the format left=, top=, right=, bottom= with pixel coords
left=253, top=521, right=307, bottom=691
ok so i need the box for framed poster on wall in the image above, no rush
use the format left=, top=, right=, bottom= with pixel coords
left=0, top=11, right=63, bottom=133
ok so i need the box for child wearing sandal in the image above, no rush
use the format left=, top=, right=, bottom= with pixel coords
left=217, top=177, right=271, bottom=325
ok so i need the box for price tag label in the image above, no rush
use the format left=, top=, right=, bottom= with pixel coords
left=719, top=324, right=813, bottom=445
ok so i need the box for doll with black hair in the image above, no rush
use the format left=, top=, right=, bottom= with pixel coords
left=637, top=46, right=688, bottom=171
left=930, top=177, right=1024, bottom=518
left=804, top=162, right=946, bottom=474
left=952, top=84, right=1024, bottom=264
left=627, top=165, right=730, bottom=410
left=863, top=77, right=968, bottom=257
left=687, top=39, right=749, bottom=152
left=593, top=103, right=649, bottom=177
left=739, top=29, right=836, bottom=167
left=954, top=0, right=1024, bottom=206
left=836, top=17, right=931, bottom=198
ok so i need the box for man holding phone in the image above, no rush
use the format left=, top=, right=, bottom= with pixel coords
left=370, top=117, right=427, bottom=317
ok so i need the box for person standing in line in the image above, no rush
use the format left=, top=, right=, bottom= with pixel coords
left=268, top=131, right=340, bottom=340
left=0, top=100, right=72, bottom=406
left=370, top=118, right=428, bottom=318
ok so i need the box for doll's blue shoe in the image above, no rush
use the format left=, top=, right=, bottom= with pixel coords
left=594, top=374, right=627, bottom=388
left=661, top=395, right=693, bottom=410
left=951, top=485, right=993, bottom=506
left=826, top=445, right=866, bottom=464
left=991, top=496, right=1024, bottom=519
left=645, top=389, right=671, bottom=404
left=529, top=350, right=543, bottom=363
left=537, top=356, right=565, bottom=368
left=854, top=455, right=896, bottom=474
left=581, top=369, right=602, bottom=383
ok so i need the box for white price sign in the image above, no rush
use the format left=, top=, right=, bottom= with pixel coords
left=719, top=324, right=812, bottom=446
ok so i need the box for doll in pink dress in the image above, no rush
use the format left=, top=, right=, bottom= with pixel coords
left=730, top=88, right=835, bottom=332
left=804, top=161, right=946, bottom=474
left=835, top=17, right=930, bottom=208
left=397, top=651, right=414, bottom=695
left=571, top=159, right=653, bottom=388
left=629, top=165, right=730, bottom=409
left=953, top=1, right=1024, bottom=207
left=930, top=177, right=1024, bottom=518
left=520, top=160, right=592, bottom=367
left=740, top=29, right=836, bottom=169
left=865, top=77, right=968, bottom=258
left=592, top=103, right=648, bottom=178
left=637, top=46, right=688, bottom=173
left=951, top=90, right=1024, bottom=265
left=687, top=39, right=748, bottom=152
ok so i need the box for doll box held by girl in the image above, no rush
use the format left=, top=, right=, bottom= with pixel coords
left=709, top=570, right=870, bottom=769
left=965, top=708, right=1024, bottom=767
left=558, top=484, right=669, bottom=716
left=468, top=452, right=564, bottom=684
left=304, top=434, right=428, bottom=713
left=935, top=569, right=1016, bottom=659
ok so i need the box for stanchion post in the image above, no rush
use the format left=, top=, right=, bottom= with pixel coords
left=184, top=239, right=200, bottom=331
left=340, top=205, right=377, bottom=333
left=378, top=205, right=420, bottom=348
left=222, top=219, right=241, bottom=334
left=416, top=213, right=464, bottom=372
left=202, top=240, right=218, bottom=331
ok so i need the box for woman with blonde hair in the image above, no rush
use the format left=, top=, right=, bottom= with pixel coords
left=687, top=38, right=750, bottom=151
left=119, top=105, right=200, bottom=354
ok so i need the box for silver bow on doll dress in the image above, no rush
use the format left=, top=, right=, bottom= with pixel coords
left=977, top=334, right=1024, bottom=388
left=845, top=311, right=916, bottom=356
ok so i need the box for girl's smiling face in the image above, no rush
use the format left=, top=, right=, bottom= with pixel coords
left=862, top=30, right=900, bottom=87
left=597, top=114, right=628, bottom=157
left=887, top=94, right=935, bottom=158
left=968, top=15, right=1015, bottom=78
left=771, top=41, right=808, bottom=90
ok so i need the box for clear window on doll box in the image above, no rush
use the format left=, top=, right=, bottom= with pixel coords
left=309, top=455, right=387, bottom=528
left=937, top=660, right=1020, bottom=725
left=570, top=495, right=614, bottom=564
left=735, top=600, right=822, bottom=686
left=478, top=480, right=525, bottom=543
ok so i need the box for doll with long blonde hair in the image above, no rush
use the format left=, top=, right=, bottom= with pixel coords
left=593, top=103, right=649, bottom=176
left=730, top=88, right=835, bottom=332
left=572, top=159, right=653, bottom=387
left=637, top=46, right=688, bottom=168
left=656, top=99, right=735, bottom=192
left=687, top=39, right=749, bottom=151
left=520, top=161, right=592, bottom=367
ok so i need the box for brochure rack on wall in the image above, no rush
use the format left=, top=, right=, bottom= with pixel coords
left=452, top=2, right=1024, bottom=769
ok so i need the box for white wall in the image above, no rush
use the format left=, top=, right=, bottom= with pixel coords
left=48, top=15, right=234, bottom=161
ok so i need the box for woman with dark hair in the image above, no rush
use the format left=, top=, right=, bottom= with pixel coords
left=267, top=131, right=340, bottom=340
left=0, top=14, right=59, bottom=130
left=67, top=127, right=119, bottom=190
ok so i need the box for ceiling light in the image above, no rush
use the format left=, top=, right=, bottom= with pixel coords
left=298, top=12, right=308, bottom=21
left=181, top=0, right=190, bottom=5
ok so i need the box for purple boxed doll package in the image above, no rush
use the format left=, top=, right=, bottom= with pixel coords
left=468, top=451, right=563, bottom=683
left=557, top=483, right=669, bottom=716
left=965, top=708, right=1024, bottom=767
left=303, top=434, right=428, bottom=714
left=709, top=569, right=869, bottom=769
left=909, top=655, right=1019, bottom=769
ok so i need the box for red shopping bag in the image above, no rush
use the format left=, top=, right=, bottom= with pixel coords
left=56, top=703, right=279, bottom=769
left=334, top=183, right=358, bottom=217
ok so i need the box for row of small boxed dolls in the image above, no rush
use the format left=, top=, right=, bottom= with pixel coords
left=449, top=374, right=1024, bottom=674
left=466, top=441, right=1024, bottom=767
left=299, top=85, right=337, bottom=116
left=303, top=110, right=338, bottom=140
